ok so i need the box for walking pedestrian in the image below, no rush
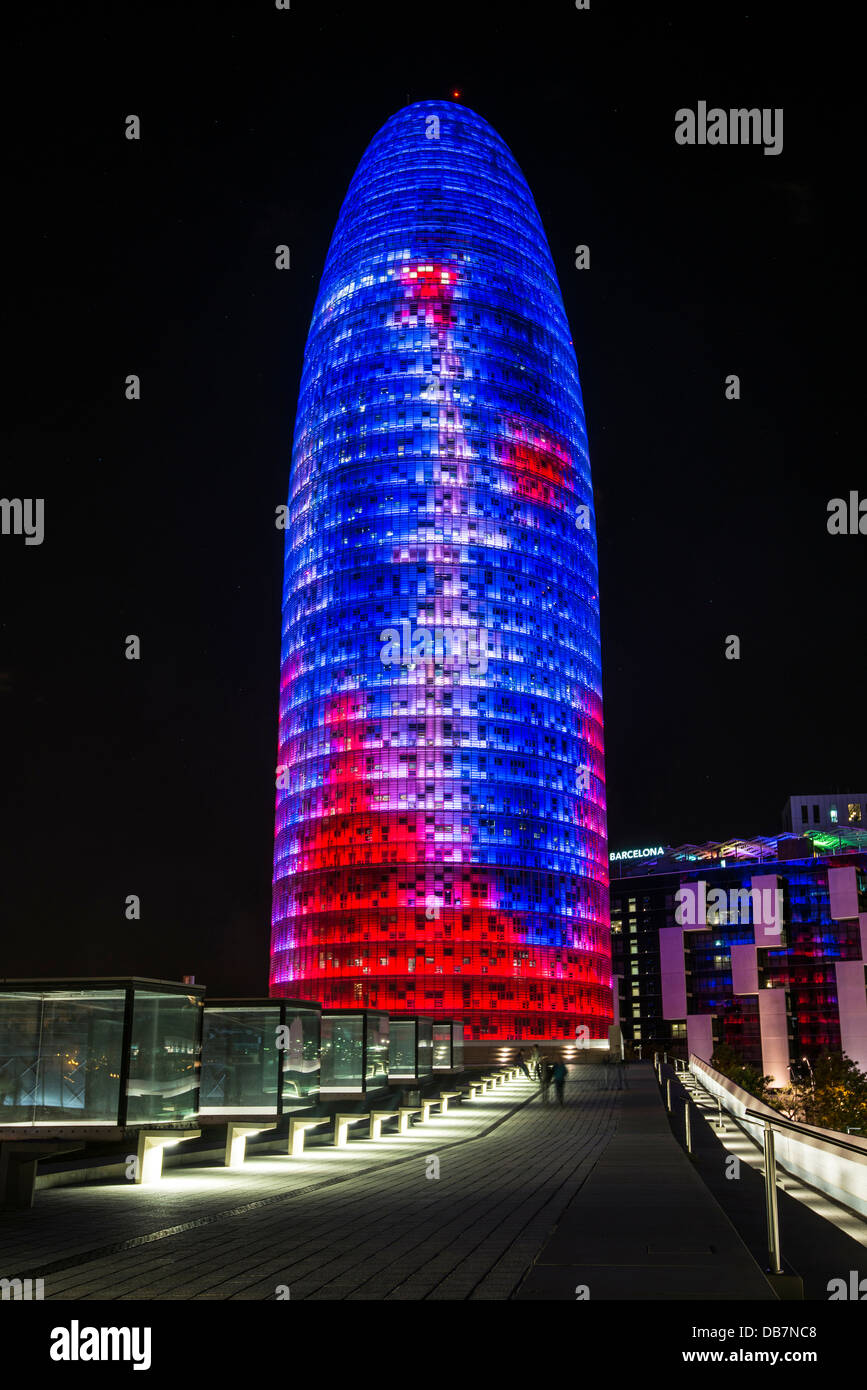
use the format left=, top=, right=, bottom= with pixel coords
left=540, top=1057, right=553, bottom=1104
left=529, top=1044, right=542, bottom=1080
left=552, top=1059, right=567, bottom=1105
left=516, top=1049, right=531, bottom=1079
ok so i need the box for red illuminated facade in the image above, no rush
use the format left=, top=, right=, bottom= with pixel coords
left=270, top=102, right=610, bottom=1039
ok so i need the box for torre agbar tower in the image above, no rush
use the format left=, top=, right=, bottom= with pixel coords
left=271, top=101, right=610, bottom=1042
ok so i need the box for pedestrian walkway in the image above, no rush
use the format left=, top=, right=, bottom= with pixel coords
left=517, top=1065, right=776, bottom=1299
left=0, top=1064, right=776, bottom=1299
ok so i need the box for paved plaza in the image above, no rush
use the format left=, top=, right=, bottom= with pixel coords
left=2, top=1063, right=862, bottom=1300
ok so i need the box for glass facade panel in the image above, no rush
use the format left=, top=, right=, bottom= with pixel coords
left=432, top=1021, right=452, bottom=1070
left=270, top=99, right=609, bottom=1042
left=417, top=1017, right=433, bottom=1078
left=388, top=1016, right=432, bottom=1080
left=452, top=1021, right=464, bottom=1070
left=201, top=1007, right=280, bottom=1114
left=126, top=990, right=201, bottom=1124
left=320, top=1013, right=363, bottom=1092
left=200, top=1002, right=320, bottom=1113
left=280, top=1006, right=321, bottom=1109
left=389, top=1018, right=417, bottom=1079
left=0, top=989, right=125, bottom=1124
left=366, top=1012, right=389, bottom=1087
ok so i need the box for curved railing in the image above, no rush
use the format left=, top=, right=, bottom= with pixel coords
left=689, top=1053, right=867, bottom=1220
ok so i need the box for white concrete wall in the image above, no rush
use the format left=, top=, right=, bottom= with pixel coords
left=690, top=1054, right=867, bottom=1220
left=835, top=961, right=867, bottom=1073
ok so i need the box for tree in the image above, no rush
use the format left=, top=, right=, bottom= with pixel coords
left=768, top=1085, right=804, bottom=1122
left=802, top=1052, right=867, bottom=1135
left=711, top=1044, right=775, bottom=1103
left=728, top=1064, right=776, bottom=1104
left=711, top=1043, right=741, bottom=1076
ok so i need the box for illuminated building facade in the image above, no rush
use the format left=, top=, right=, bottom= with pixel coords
left=610, top=832, right=867, bottom=1079
left=270, top=100, right=609, bottom=1040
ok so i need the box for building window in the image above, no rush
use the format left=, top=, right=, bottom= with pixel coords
left=801, top=804, right=809, bottom=824
left=848, top=803, right=862, bottom=824
left=830, top=806, right=838, bottom=824
left=812, top=804, right=820, bottom=823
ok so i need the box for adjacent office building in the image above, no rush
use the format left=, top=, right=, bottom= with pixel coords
left=782, top=792, right=865, bottom=837
left=270, top=100, right=609, bottom=1041
left=610, top=824, right=867, bottom=1084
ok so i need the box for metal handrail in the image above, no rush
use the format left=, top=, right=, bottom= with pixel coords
left=691, top=1057, right=867, bottom=1282
left=743, top=1106, right=867, bottom=1157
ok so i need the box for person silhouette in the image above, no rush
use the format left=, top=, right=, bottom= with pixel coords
left=540, top=1057, right=553, bottom=1104
left=552, top=1059, right=568, bottom=1105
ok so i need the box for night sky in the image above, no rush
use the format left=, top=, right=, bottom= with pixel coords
left=3, top=2, right=862, bottom=993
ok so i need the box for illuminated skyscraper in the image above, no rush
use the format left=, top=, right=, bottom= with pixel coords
left=271, top=100, right=610, bottom=1041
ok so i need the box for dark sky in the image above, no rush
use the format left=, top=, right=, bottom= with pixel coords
left=3, top=2, right=863, bottom=992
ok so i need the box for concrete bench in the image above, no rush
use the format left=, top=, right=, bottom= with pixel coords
left=481, top=1074, right=501, bottom=1088
left=420, top=1098, right=442, bottom=1122
left=0, top=1141, right=85, bottom=1211
left=461, top=1083, right=484, bottom=1100
left=224, top=1122, right=278, bottom=1168
left=333, top=1113, right=370, bottom=1147
left=368, top=1110, right=400, bottom=1140
left=398, top=1106, right=422, bottom=1134
left=287, top=1115, right=330, bottom=1157
left=437, top=1091, right=462, bottom=1113
left=135, top=1127, right=201, bottom=1183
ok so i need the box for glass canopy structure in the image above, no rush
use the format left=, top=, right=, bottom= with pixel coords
left=0, top=979, right=203, bottom=1125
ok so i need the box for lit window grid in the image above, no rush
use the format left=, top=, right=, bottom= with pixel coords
left=271, top=101, right=609, bottom=1039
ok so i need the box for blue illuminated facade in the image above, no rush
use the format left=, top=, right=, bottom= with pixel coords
left=271, top=100, right=610, bottom=1040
